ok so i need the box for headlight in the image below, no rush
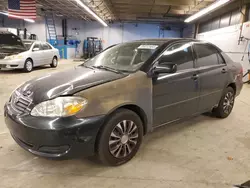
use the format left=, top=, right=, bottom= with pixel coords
left=31, top=97, right=87, bottom=117
left=4, top=54, right=23, bottom=60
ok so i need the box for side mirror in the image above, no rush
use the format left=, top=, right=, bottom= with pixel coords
left=153, top=63, right=177, bottom=75
left=32, top=48, right=39, bottom=52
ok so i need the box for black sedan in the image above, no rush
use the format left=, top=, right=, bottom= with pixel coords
left=4, top=38, right=243, bottom=166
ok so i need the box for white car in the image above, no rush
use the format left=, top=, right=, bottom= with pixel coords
left=0, top=36, right=60, bottom=72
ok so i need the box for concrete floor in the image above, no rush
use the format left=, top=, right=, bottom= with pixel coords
left=1, top=60, right=250, bottom=188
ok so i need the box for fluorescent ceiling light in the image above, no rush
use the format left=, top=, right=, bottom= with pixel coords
left=74, top=0, right=108, bottom=27
left=24, top=18, right=35, bottom=23
left=184, top=0, right=231, bottom=23
left=0, top=12, right=35, bottom=23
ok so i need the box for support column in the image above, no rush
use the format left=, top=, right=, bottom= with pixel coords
left=62, top=19, right=67, bottom=45
left=194, top=22, right=199, bottom=39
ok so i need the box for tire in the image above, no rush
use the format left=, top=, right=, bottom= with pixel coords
left=50, top=57, right=58, bottom=68
left=97, top=109, right=143, bottom=166
left=213, top=86, right=235, bottom=118
left=23, top=59, right=33, bottom=72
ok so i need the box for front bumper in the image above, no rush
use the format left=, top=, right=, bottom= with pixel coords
left=4, top=104, right=105, bottom=158
left=0, top=59, right=24, bottom=69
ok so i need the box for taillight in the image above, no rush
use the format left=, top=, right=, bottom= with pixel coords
left=240, top=67, right=243, bottom=75
left=239, top=66, right=244, bottom=77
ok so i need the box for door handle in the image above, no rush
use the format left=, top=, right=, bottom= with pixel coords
left=191, top=74, right=198, bottom=80
left=221, top=68, right=227, bottom=73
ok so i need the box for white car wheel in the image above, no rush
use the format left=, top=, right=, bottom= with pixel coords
left=51, top=57, right=58, bottom=68
left=24, top=60, right=33, bottom=72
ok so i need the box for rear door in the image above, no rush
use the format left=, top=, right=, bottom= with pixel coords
left=193, top=43, right=228, bottom=112
left=152, top=42, right=200, bottom=127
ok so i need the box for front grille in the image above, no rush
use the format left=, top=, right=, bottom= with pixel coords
left=10, top=91, right=32, bottom=114
left=0, top=64, right=6, bottom=68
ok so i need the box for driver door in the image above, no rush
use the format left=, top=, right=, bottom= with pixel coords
left=31, top=42, right=43, bottom=66
left=152, top=42, right=200, bottom=127
left=41, top=42, right=53, bottom=64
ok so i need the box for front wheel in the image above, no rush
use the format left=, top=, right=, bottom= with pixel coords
left=97, top=109, right=143, bottom=166
left=50, top=57, right=58, bottom=68
left=23, top=59, right=33, bottom=72
left=213, top=87, right=235, bottom=118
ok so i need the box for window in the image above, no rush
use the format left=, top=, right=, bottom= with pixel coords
left=33, top=43, right=41, bottom=50
left=84, top=42, right=160, bottom=72
left=231, top=10, right=241, bottom=25
left=194, top=43, right=223, bottom=67
left=42, top=43, right=51, bottom=50
left=198, top=9, right=241, bottom=33
left=24, top=41, right=34, bottom=50
left=158, top=42, right=194, bottom=71
left=220, top=12, right=231, bottom=28
left=211, top=18, right=220, bottom=30
left=47, top=43, right=52, bottom=49
left=217, top=53, right=225, bottom=64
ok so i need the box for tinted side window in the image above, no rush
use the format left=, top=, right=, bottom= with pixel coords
left=194, top=43, right=220, bottom=67
left=159, top=42, right=194, bottom=70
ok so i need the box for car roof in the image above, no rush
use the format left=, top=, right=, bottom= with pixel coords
left=122, top=38, right=201, bottom=45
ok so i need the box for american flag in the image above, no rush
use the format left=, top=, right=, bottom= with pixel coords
left=8, top=0, right=36, bottom=19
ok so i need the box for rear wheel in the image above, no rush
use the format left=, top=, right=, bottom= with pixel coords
left=50, top=57, right=58, bottom=68
left=213, top=87, right=235, bottom=118
left=97, top=109, right=143, bottom=166
left=23, top=59, right=33, bottom=72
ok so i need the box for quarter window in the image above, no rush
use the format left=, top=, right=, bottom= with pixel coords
left=194, top=43, right=224, bottom=67
left=158, top=42, right=194, bottom=70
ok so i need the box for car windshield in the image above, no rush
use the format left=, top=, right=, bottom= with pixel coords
left=0, top=33, right=25, bottom=49
left=83, top=42, right=161, bottom=72
left=23, top=41, right=34, bottom=50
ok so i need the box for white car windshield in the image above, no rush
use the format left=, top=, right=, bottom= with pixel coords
left=83, top=42, right=161, bottom=72
left=23, top=41, right=34, bottom=50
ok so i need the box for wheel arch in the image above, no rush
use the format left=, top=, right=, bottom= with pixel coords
left=94, top=104, right=148, bottom=152
left=26, top=57, right=33, bottom=63
left=104, top=104, right=148, bottom=135
left=24, top=57, right=33, bottom=68
left=227, top=82, right=236, bottom=94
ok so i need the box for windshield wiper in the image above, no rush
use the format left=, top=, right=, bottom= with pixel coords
left=93, top=65, right=124, bottom=74
left=82, top=64, right=95, bottom=70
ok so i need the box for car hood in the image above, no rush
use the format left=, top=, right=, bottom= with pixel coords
left=17, top=66, right=127, bottom=104
left=0, top=47, right=26, bottom=54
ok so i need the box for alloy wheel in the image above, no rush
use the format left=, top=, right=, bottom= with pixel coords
left=223, top=91, right=234, bottom=114
left=26, top=61, right=32, bottom=71
left=53, top=58, right=57, bottom=66
left=109, top=120, right=139, bottom=158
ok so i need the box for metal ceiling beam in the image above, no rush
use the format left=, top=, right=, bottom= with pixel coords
left=112, top=0, right=195, bottom=6
left=0, top=0, right=217, bottom=22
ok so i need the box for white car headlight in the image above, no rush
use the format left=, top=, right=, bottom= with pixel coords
left=4, top=54, right=23, bottom=60
left=31, top=97, right=87, bottom=117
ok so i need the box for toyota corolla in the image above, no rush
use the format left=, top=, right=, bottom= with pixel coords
left=4, top=39, right=243, bottom=166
